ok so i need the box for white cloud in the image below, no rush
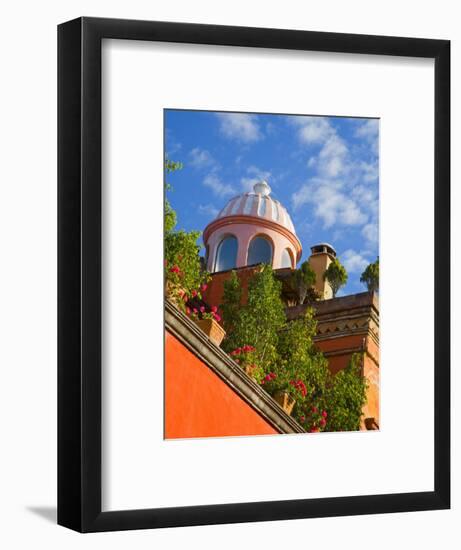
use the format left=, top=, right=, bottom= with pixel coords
left=362, top=223, right=379, bottom=245
left=290, top=116, right=349, bottom=179
left=216, top=113, right=262, bottom=143
left=355, top=119, right=379, bottom=155
left=355, top=119, right=379, bottom=139
left=359, top=160, right=379, bottom=182
left=291, top=116, right=334, bottom=144
left=203, top=173, right=235, bottom=198
left=189, top=147, right=216, bottom=169
left=292, top=179, right=367, bottom=228
left=288, top=115, right=379, bottom=254
left=318, top=135, right=348, bottom=178
left=341, top=249, right=369, bottom=274
left=198, top=203, right=219, bottom=217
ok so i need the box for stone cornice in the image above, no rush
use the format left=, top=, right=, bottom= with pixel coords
left=287, top=293, right=379, bottom=343
left=165, top=300, right=304, bottom=434
left=203, top=215, right=303, bottom=259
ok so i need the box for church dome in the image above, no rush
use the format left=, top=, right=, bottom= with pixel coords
left=214, top=180, right=296, bottom=234
left=203, top=180, right=302, bottom=273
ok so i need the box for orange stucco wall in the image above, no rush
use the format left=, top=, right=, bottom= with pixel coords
left=165, top=332, right=279, bottom=439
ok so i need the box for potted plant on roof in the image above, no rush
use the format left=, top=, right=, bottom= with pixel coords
left=260, top=372, right=307, bottom=416
left=187, top=305, right=226, bottom=347
left=228, top=345, right=264, bottom=382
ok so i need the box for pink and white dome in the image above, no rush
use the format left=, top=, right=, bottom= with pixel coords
left=215, top=181, right=296, bottom=234
left=203, top=180, right=302, bottom=273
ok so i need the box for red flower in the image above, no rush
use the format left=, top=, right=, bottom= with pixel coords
left=214, top=313, right=221, bottom=323
left=320, top=418, right=327, bottom=427
left=309, top=427, right=320, bottom=433
left=201, top=283, right=208, bottom=292
left=322, top=410, right=328, bottom=418
left=242, top=345, right=255, bottom=353
left=264, top=374, right=271, bottom=382
left=300, top=415, right=306, bottom=423
left=211, top=305, right=218, bottom=313
left=261, top=379, right=265, bottom=385
left=186, top=307, right=191, bottom=315
left=169, top=265, right=181, bottom=274
left=182, top=293, right=189, bottom=302
left=312, top=406, right=318, bottom=413
left=191, top=289, right=198, bottom=297
left=200, top=306, right=205, bottom=313
left=193, top=308, right=198, bottom=314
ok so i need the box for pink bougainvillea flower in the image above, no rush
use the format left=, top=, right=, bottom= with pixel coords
left=320, top=418, right=327, bottom=427
left=193, top=308, right=198, bottom=314
left=200, top=306, right=205, bottom=313
left=261, top=379, right=265, bottom=385
left=214, top=313, right=221, bottom=323
left=211, top=305, right=218, bottom=313
left=201, top=283, right=208, bottom=292
left=322, top=410, right=328, bottom=418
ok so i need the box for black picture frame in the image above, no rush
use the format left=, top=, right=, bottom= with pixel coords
left=58, top=16, right=450, bottom=532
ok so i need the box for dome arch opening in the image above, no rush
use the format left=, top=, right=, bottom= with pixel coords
left=214, top=234, right=238, bottom=272
left=247, top=234, right=274, bottom=267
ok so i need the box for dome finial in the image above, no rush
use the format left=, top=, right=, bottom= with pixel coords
left=253, top=180, right=271, bottom=196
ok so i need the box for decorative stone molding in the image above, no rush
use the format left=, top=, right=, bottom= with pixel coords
left=287, top=291, right=380, bottom=348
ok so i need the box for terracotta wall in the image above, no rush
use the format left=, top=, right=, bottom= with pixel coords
left=201, top=265, right=260, bottom=310
left=315, top=333, right=380, bottom=428
left=314, top=333, right=365, bottom=375
left=164, top=332, right=279, bottom=439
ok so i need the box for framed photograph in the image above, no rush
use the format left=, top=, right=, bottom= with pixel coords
left=58, top=17, right=450, bottom=532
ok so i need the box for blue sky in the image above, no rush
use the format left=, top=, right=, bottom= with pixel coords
left=165, top=109, right=379, bottom=296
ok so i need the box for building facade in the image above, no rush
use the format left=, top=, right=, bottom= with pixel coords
left=201, top=180, right=380, bottom=430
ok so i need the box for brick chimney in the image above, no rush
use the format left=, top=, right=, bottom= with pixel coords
left=308, top=243, right=337, bottom=300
